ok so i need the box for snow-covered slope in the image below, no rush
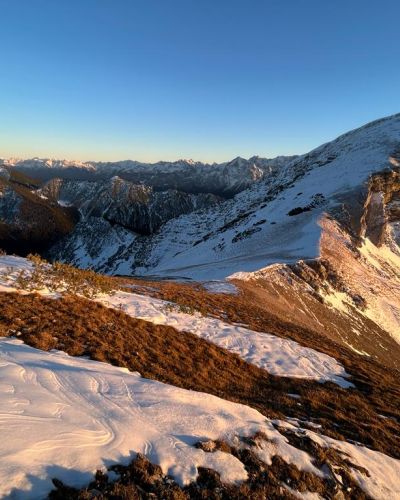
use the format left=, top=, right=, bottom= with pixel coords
left=1, top=339, right=399, bottom=499
left=44, top=114, right=400, bottom=282
left=131, top=114, right=400, bottom=280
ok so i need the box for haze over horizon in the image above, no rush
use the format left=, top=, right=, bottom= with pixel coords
left=1, top=0, right=399, bottom=163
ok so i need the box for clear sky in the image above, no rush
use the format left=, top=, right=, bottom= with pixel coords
left=1, top=0, right=399, bottom=163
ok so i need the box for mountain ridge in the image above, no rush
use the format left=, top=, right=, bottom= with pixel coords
left=2, top=154, right=297, bottom=197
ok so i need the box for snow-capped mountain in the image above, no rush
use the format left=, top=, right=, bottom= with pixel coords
left=1, top=115, right=400, bottom=499
left=43, top=114, right=399, bottom=276
left=39, top=176, right=222, bottom=235
left=3, top=154, right=295, bottom=197
left=1, top=114, right=400, bottom=345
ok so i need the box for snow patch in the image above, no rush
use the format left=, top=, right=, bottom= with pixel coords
left=98, top=290, right=353, bottom=387
left=0, top=255, right=352, bottom=386
left=202, top=280, right=238, bottom=294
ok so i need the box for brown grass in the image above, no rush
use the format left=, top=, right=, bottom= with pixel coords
left=0, top=291, right=399, bottom=461
left=119, top=276, right=400, bottom=370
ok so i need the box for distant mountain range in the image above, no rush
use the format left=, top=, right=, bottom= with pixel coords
left=1, top=155, right=295, bottom=197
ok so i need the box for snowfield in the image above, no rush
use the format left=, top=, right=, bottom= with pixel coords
left=0, top=338, right=261, bottom=498
left=0, top=338, right=399, bottom=499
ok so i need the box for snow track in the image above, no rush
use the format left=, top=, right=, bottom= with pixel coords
left=0, top=338, right=259, bottom=498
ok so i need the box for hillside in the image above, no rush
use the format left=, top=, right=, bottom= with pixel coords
left=0, top=255, right=399, bottom=499
left=0, top=114, right=399, bottom=499
left=45, top=114, right=400, bottom=356
left=0, top=167, right=78, bottom=254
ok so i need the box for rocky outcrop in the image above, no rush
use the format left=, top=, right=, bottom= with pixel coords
left=360, top=169, right=400, bottom=248
left=41, top=176, right=222, bottom=235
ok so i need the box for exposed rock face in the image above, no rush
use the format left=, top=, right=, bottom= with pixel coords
left=40, top=176, right=222, bottom=235
left=360, top=169, right=400, bottom=248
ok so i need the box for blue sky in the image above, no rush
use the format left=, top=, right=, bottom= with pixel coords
left=1, top=0, right=399, bottom=162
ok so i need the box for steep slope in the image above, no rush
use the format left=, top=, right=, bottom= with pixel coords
left=45, top=114, right=400, bottom=282
left=0, top=168, right=78, bottom=254
left=133, top=114, right=400, bottom=279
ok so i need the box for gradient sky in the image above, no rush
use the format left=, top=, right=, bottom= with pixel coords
left=1, top=0, right=399, bottom=163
